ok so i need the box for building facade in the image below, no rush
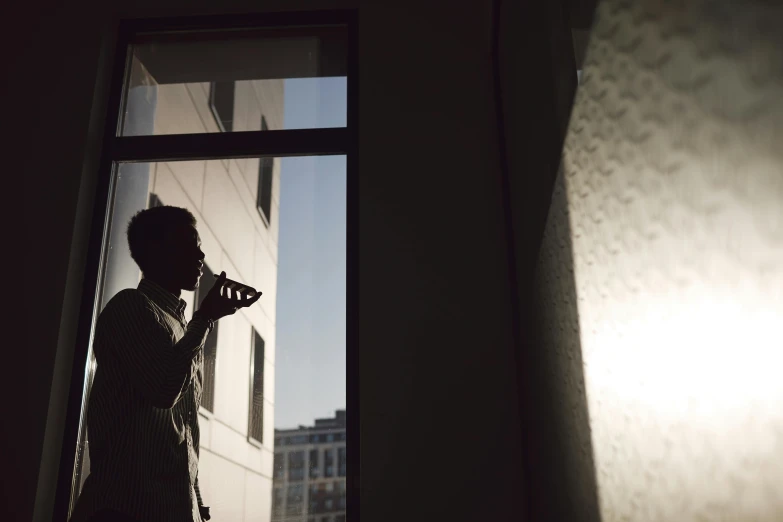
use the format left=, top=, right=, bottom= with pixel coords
left=272, top=411, right=347, bottom=522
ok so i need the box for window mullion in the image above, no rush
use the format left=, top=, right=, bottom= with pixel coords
left=110, top=127, right=349, bottom=163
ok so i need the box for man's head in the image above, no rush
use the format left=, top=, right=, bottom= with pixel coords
left=127, top=205, right=205, bottom=292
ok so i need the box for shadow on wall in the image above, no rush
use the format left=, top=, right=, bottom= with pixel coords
left=527, top=167, right=601, bottom=522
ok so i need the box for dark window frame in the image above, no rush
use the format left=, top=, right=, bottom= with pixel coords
left=55, top=10, right=359, bottom=522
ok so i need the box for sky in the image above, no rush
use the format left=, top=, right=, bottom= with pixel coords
left=273, top=77, right=348, bottom=429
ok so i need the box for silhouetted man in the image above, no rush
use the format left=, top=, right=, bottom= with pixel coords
left=71, top=205, right=260, bottom=522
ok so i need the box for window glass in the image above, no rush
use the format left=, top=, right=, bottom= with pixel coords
left=121, top=29, right=347, bottom=136
left=71, top=25, right=349, bottom=522
left=71, top=155, right=347, bottom=521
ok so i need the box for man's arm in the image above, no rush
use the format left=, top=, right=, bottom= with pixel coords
left=96, top=289, right=211, bottom=409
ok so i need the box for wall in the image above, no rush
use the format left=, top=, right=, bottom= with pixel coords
left=17, top=0, right=526, bottom=521
left=535, top=0, right=783, bottom=520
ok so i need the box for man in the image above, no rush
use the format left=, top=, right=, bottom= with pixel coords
left=71, top=205, right=260, bottom=522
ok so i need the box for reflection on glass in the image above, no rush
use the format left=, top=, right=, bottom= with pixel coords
left=121, top=30, right=347, bottom=136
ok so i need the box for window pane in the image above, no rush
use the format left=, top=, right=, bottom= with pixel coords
left=121, top=29, right=347, bottom=136
left=71, top=152, right=347, bottom=521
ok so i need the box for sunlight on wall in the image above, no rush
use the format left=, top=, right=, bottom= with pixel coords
left=552, top=0, right=783, bottom=520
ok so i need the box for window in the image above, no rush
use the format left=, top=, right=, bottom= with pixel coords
left=324, top=448, right=334, bottom=477
left=273, top=488, right=285, bottom=517
left=288, top=435, right=308, bottom=445
left=62, top=15, right=355, bottom=522
left=334, top=516, right=346, bottom=522
left=148, top=192, right=163, bottom=208
left=288, top=450, right=305, bottom=481
left=309, top=448, right=320, bottom=478
left=286, top=484, right=304, bottom=515
left=257, top=116, right=274, bottom=226
left=274, top=452, right=285, bottom=479
left=249, top=330, right=265, bottom=443
left=193, top=263, right=218, bottom=412
left=209, top=81, right=235, bottom=132
left=337, top=447, right=346, bottom=477
left=324, top=499, right=334, bottom=511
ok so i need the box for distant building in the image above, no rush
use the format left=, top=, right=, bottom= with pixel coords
left=272, top=411, right=347, bottom=522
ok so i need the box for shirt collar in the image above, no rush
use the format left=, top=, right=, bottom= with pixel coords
left=138, top=278, right=188, bottom=318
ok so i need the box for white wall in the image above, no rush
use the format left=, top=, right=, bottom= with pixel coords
left=535, top=0, right=783, bottom=520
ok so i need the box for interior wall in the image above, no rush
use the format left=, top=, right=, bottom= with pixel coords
left=16, top=0, right=526, bottom=521
left=496, top=1, right=596, bottom=519
left=536, top=0, right=783, bottom=520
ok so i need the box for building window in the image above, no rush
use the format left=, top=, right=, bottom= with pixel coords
left=337, top=447, right=346, bottom=477
left=248, top=330, right=265, bottom=443
left=309, top=449, right=320, bottom=478
left=324, top=448, right=334, bottom=478
left=324, top=499, right=334, bottom=511
left=257, top=116, right=274, bottom=226
left=273, top=488, right=285, bottom=517
left=334, top=516, right=346, bottom=522
left=275, top=436, right=283, bottom=447
left=148, top=192, right=162, bottom=208
left=274, top=452, right=285, bottom=479
left=209, top=81, right=235, bottom=132
left=193, top=263, right=218, bottom=412
left=288, top=435, right=308, bottom=445
left=286, top=484, right=304, bottom=516
left=288, top=451, right=305, bottom=481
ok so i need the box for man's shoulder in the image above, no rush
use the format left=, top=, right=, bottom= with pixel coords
left=100, top=288, right=156, bottom=320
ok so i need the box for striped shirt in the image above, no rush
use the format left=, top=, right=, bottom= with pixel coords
left=71, top=278, right=213, bottom=522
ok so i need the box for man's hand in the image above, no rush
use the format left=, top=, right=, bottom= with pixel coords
left=197, top=271, right=261, bottom=321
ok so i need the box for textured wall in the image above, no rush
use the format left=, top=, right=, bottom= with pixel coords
left=535, top=0, right=783, bottom=520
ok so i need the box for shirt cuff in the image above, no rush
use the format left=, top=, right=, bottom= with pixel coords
left=189, top=313, right=214, bottom=336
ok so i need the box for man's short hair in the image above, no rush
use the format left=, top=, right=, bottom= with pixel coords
left=127, top=205, right=197, bottom=274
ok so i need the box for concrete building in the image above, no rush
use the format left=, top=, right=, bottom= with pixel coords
left=272, top=411, right=347, bottom=522
left=73, top=54, right=283, bottom=521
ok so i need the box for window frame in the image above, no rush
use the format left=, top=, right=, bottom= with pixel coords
left=54, top=9, right=358, bottom=522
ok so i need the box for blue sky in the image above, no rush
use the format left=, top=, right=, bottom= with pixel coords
left=273, top=77, right=347, bottom=429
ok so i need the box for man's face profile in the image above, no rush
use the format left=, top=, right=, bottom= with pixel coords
left=151, top=223, right=205, bottom=292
